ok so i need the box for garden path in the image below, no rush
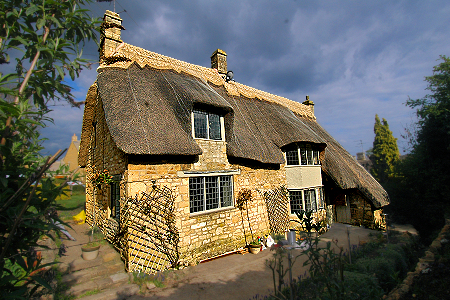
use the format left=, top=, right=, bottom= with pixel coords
left=41, top=222, right=417, bottom=299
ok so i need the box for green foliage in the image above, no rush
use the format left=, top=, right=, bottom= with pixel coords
left=0, top=0, right=99, bottom=108
left=0, top=0, right=99, bottom=297
left=132, top=271, right=165, bottom=288
left=263, top=217, right=420, bottom=299
left=404, top=55, right=450, bottom=204
left=387, top=56, right=450, bottom=243
left=370, top=115, right=400, bottom=183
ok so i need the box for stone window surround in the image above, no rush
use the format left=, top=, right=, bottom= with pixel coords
left=178, top=170, right=240, bottom=216
left=288, top=185, right=324, bottom=215
left=191, top=110, right=225, bottom=141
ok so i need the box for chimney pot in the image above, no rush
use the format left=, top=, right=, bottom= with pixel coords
left=211, top=49, right=227, bottom=75
left=100, top=10, right=124, bottom=62
left=302, top=95, right=315, bottom=114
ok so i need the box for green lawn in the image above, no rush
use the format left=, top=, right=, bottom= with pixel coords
left=56, top=185, right=86, bottom=220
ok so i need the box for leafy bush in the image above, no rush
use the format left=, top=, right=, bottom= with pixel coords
left=262, top=214, right=421, bottom=300
left=342, top=271, right=384, bottom=300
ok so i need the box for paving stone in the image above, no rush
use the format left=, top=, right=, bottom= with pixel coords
left=96, top=276, right=113, bottom=289
left=66, top=280, right=97, bottom=297
left=103, top=251, right=120, bottom=262
left=105, top=261, right=126, bottom=274
left=69, top=256, right=103, bottom=272
left=110, top=272, right=129, bottom=284
left=58, top=262, right=70, bottom=274
left=80, top=284, right=140, bottom=300
left=146, top=282, right=156, bottom=290
left=62, top=261, right=124, bottom=285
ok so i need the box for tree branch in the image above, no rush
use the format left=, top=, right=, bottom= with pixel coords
left=1, top=16, right=53, bottom=146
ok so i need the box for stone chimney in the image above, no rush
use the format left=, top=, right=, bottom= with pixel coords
left=302, top=95, right=315, bottom=114
left=211, top=49, right=227, bottom=75
left=100, top=10, right=124, bottom=60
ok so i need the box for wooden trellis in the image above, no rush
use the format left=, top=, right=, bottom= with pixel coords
left=263, top=186, right=290, bottom=234
left=108, top=185, right=179, bottom=274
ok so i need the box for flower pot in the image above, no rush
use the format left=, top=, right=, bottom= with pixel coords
left=81, top=245, right=100, bottom=260
left=248, top=244, right=261, bottom=254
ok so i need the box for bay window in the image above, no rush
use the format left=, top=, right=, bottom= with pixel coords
left=288, top=187, right=324, bottom=214
left=284, top=143, right=321, bottom=166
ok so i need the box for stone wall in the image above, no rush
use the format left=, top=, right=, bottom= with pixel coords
left=125, top=139, right=287, bottom=265
left=85, top=95, right=127, bottom=228
left=348, top=190, right=385, bottom=229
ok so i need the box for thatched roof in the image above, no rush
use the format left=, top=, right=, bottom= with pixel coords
left=78, top=39, right=388, bottom=207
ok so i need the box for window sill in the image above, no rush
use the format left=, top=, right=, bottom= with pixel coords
left=285, top=164, right=321, bottom=168
left=190, top=206, right=235, bottom=217
left=194, top=138, right=225, bottom=142
left=177, top=169, right=240, bottom=177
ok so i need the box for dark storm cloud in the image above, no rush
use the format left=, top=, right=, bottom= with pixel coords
left=39, top=0, right=450, bottom=156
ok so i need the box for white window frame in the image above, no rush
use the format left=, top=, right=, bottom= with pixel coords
left=191, top=110, right=225, bottom=141
left=284, top=143, right=321, bottom=166
left=288, top=186, right=324, bottom=215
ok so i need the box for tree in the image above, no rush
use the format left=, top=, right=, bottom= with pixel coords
left=387, top=56, right=450, bottom=244
left=370, top=114, right=400, bottom=183
left=405, top=55, right=450, bottom=205
left=0, top=1, right=98, bottom=298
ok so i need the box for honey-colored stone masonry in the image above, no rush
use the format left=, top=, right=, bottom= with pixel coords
left=123, top=138, right=287, bottom=265
left=348, top=190, right=385, bottom=229
left=84, top=95, right=127, bottom=227
left=84, top=107, right=290, bottom=267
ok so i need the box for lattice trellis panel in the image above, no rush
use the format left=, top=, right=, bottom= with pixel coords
left=263, top=186, right=290, bottom=234
left=108, top=185, right=179, bottom=274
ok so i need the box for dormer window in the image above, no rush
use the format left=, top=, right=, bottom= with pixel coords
left=193, top=110, right=223, bottom=140
left=284, top=143, right=321, bottom=166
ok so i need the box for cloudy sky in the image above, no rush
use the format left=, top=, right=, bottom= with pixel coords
left=40, top=0, right=450, bottom=158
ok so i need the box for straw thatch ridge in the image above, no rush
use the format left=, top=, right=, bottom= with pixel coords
left=98, top=41, right=315, bottom=120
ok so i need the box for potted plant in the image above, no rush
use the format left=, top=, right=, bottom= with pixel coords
left=248, top=239, right=261, bottom=254
left=81, top=226, right=103, bottom=260
left=81, top=241, right=100, bottom=260
left=91, top=169, right=113, bottom=189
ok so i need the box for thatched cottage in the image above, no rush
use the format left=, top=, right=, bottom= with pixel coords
left=78, top=11, right=389, bottom=273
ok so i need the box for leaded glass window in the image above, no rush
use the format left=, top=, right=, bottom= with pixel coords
left=193, top=111, right=208, bottom=139
left=286, top=146, right=299, bottom=165
left=189, top=175, right=233, bottom=213
left=304, top=189, right=317, bottom=211
left=205, top=176, right=219, bottom=210
left=289, top=190, right=303, bottom=214
left=110, top=179, right=120, bottom=219
left=193, top=110, right=222, bottom=140
left=189, top=177, right=204, bottom=213
left=220, top=176, right=233, bottom=207
left=208, top=113, right=222, bottom=140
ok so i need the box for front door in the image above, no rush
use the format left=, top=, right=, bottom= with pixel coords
left=335, top=195, right=351, bottom=223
